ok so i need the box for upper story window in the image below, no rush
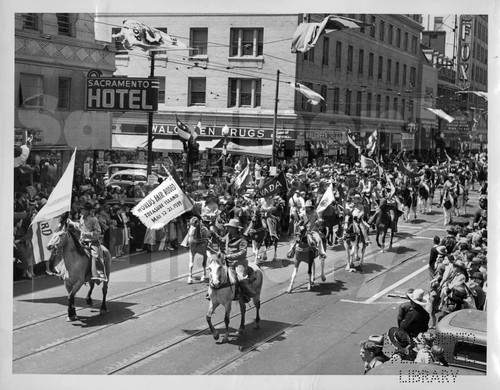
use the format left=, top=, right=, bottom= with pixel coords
left=228, top=78, right=261, bottom=107
left=379, top=20, right=385, bottom=41
left=368, top=53, right=374, bottom=77
left=58, top=77, right=71, bottom=110
left=358, top=49, right=364, bottom=74
left=304, top=47, right=315, bottom=62
left=320, top=85, right=327, bottom=112
left=158, top=77, right=166, bottom=104
left=332, top=87, right=340, bottom=114
left=347, top=45, right=353, bottom=72
left=230, top=28, right=263, bottom=57
left=378, top=55, right=383, bottom=80
left=19, top=73, right=44, bottom=108
left=322, top=37, right=329, bottom=66
left=22, top=13, right=38, bottom=30
left=388, top=24, right=393, bottom=45
left=112, top=27, right=128, bottom=55
left=335, top=41, right=342, bottom=69
left=190, top=28, right=208, bottom=56
left=370, top=16, right=376, bottom=37
left=189, top=77, right=206, bottom=106
left=56, top=13, right=72, bottom=36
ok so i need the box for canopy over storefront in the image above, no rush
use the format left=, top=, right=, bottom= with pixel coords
left=214, top=141, right=273, bottom=157
left=425, top=108, right=455, bottom=123
left=112, top=134, right=220, bottom=152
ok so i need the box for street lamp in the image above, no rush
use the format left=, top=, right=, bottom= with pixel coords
left=221, top=125, right=230, bottom=173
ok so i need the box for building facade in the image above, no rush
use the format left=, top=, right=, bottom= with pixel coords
left=15, top=13, right=116, bottom=169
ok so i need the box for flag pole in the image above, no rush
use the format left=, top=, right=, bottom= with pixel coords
left=271, top=69, right=280, bottom=167
left=147, top=51, right=156, bottom=176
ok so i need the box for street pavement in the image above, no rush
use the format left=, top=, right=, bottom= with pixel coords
left=12, top=192, right=480, bottom=378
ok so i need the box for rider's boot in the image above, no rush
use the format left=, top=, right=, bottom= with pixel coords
left=239, top=279, right=256, bottom=303
left=91, top=256, right=107, bottom=283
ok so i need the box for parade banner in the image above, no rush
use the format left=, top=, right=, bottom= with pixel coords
left=26, top=217, right=60, bottom=264
left=290, top=82, right=324, bottom=105
left=254, top=171, right=288, bottom=198
left=132, top=175, right=193, bottom=229
left=398, top=160, right=420, bottom=179
left=366, top=129, right=378, bottom=157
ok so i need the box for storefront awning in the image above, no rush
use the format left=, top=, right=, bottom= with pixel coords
left=215, top=141, right=273, bottom=157
left=112, top=133, right=222, bottom=152
left=425, top=108, right=455, bottom=123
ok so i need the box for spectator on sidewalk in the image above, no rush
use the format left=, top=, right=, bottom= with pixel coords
left=413, top=332, right=435, bottom=364
left=398, top=289, right=430, bottom=338
left=428, top=236, right=441, bottom=279
left=388, top=327, right=417, bottom=362
left=359, top=340, right=385, bottom=374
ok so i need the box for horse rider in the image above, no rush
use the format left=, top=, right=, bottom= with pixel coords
left=259, top=195, right=279, bottom=238
left=66, top=202, right=107, bottom=282
left=288, top=189, right=305, bottom=235
left=199, top=190, right=220, bottom=235
left=302, top=200, right=327, bottom=259
left=221, top=218, right=256, bottom=303
left=358, top=172, right=373, bottom=205
left=440, top=173, right=456, bottom=225
left=347, top=194, right=371, bottom=244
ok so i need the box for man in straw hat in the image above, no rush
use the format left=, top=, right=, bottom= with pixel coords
left=66, top=202, right=107, bottom=282
left=222, top=218, right=256, bottom=303
left=398, top=289, right=430, bottom=338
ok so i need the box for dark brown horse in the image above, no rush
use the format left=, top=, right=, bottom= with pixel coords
left=46, top=220, right=111, bottom=322
left=369, top=199, right=401, bottom=251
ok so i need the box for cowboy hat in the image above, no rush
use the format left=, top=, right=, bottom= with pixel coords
left=224, top=218, right=243, bottom=229
left=368, top=335, right=384, bottom=348
left=407, top=288, right=428, bottom=306
left=388, top=327, right=412, bottom=349
left=436, top=245, right=447, bottom=255
left=471, top=271, right=484, bottom=281
left=305, top=200, right=314, bottom=208
left=80, top=202, right=94, bottom=211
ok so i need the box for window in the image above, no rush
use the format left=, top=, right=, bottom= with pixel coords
left=368, top=53, right=374, bottom=77
left=378, top=56, right=383, bottom=79
left=393, top=97, right=398, bottom=119
left=345, top=89, right=352, bottom=115
left=58, top=77, right=71, bottom=109
left=387, top=59, right=392, bottom=82
left=158, top=77, right=166, bottom=104
left=366, top=92, right=372, bottom=117
left=322, top=37, right=329, bottom=66
left=56, top=13, right=71, bottom=36
left=335, top=41, right=342, bottom=69
left=385, top=96, right=390, bottom=118
left=320, top=85, right=327, bottom=112
left=22, top=13, right=38, bottom=30
left=189, top=78, right=206, bottom=106
left=360, top=14, right=366, bottom=33
left=396, top=28, right=401, bottom=47
left=347, top=45, right=353, bottom=71
left=388, top=24, right=393, bottom=45
left=410, top=66, right=416, bottom=87
left=230, top=28, right=263, bottom=57
left=376, top=94, right=381, bottom=118
left=370, top=16, right=376, bottom=37
left=300, top=82, right=314, bottom=111
left=358, top=49, right=364, bottom=74
left=402, top=64, right=407, bottom=85
left=395, top=62, right=400, bottom=84
left=404, top=32, right=409, bottom=51
left=333, top=87, right=340, bottom=114
left=228, top=78, right=261, bottom=107
left=112, top=28, right=128, bottom=54
left=190, top=28, right=208, bottom=56
left=411, top=36, right=418, bottom=54
left=379, top=20, right=385, bottom=41
left=19, top=73, right=43, bottom=108
left=304, top=47, right=315, bottom=62
left=401, top=98, right=406, bottom=119
left=356, top=91, right=362, bottom=116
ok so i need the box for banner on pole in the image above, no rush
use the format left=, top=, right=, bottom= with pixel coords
left=132, top=175, right=193, bottom=229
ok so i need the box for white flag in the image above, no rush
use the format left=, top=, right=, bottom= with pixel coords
left=31, top=149, right=76, bottom=224
left=366, top=129, right=378, bottom=157
left=290, top=82, right=325, bottom=105
left=234, top=158, right=252, bottom=193
left=132, top=175, right=193, bottom=229
left=26, top=217, right=60, bottom=264
left=316, top=183, right=335, bottom=215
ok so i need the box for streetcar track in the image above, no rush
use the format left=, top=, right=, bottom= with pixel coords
left=14, top=202, right=475, bottom=373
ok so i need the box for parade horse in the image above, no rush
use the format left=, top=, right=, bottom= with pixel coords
left=206, top=251, right=263, bottom=343
left=262, top=202, right=284, bottom=262
left=451, top=183, right=468, bottom=216
left=320, top=201, right=344, bottom=246
left=244, top=207, right=276, bottom=264
left=46, top=218, right=111, bottom=322
left=342, top=212, right=368, bottom=272
left=400, top=184, right=417, bottom=221
left=184, top=216, right=214, bottom=284
left=417, top=181, right=432, bottom=214
left=369, top=200, right=402, bottom=251
left=286, top=224, right=326, bottom=293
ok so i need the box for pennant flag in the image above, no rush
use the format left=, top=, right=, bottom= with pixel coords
left=175, top=117, right=193, bottom=142
left=316, top=183, right=335, bottom=215
left=290, top=82, right=325, bottom=105
left=192, top=119, right=201, bottom=140
left=31, top=149, right=76, bottom=224
left=366, top=129, right=378, bottom=157
left=360, top=154, right=377, bottom=169
left=346, top=129, right=361, bottom=151
left=132, top=175, right=194, bottom=229
left=233, top=158, right=252, bottom=194
left=111, top=20, right=189, bottom=52
left=443, top=149, right=452, bottom=163
left=27, top=149, right=77, bottom=263
left=291, top=15, right=373, bottom=53
left=398, top=160, right=420, bottom=179
left=254, top=171, right=288, bottom=198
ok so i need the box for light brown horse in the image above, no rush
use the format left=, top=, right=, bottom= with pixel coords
left=46, top=220, right=111, bottom=322
left=206, top=252, right=263, bottom=343
left=184, top=216, right=213, bottom=284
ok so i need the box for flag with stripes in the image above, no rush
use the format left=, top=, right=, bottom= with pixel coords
left=175, top=117, right=192, bottom=142
left=366, top=129, right=378, bottom=157
left=346, top=129, right=361, bottom=151
left=291, top=15, right=373, bottom=53
left=316, top=183, right=335, bottom=215
left=233, top=158, right=252, bottom=194
left=360, top=154, right=377, bottom=169
left=290, top=82, right=325, bottom=105
left=111, top=20, right=189, bottom=52
left=192, top=119, right=201, bottom=140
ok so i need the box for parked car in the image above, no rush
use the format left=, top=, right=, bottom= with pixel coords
left=105, top=169, right=159, bottom=189
left=434, top=309, right=487, bottom=373
left=104, top=163, right=167, bottom=181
